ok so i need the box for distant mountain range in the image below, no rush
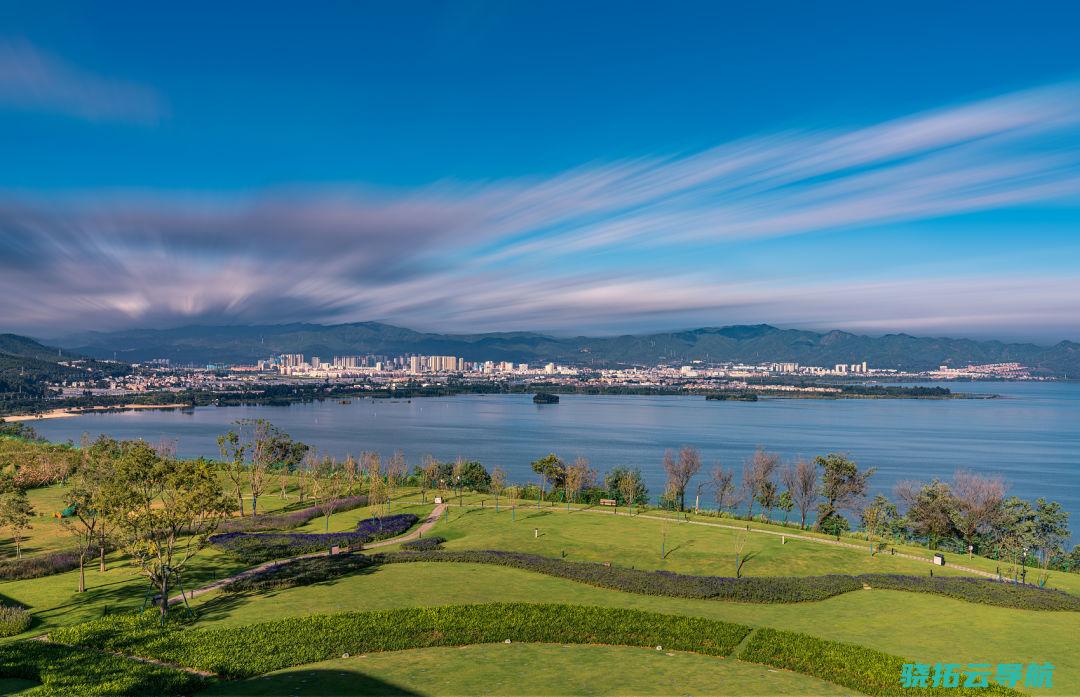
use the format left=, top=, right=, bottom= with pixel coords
left=49, top=322, right=1080, bottom=376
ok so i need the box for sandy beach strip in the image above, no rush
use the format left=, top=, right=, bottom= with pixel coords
left=2, top=403, right=191, bottom=422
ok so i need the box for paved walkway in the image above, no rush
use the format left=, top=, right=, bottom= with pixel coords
left=169, top=503, right=447, bottom=605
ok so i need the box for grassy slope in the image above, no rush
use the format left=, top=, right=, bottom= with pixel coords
left=2, top=487, right=1077, bottom=694
left=0, top=496, right=432, bottom=638
left=189, top=563, right=1078, bottom=695
left=200, top=643, right=850, bottom=696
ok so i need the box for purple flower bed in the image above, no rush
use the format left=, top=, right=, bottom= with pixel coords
left=355, top=513, right=419, bottom=540
left=210, top=531, right=370, bottom=563
left=210, top=513, right=420, bottom=563
left=0, top=545, right=107, bottom=581
left=217, top=495, right=368, bottom=534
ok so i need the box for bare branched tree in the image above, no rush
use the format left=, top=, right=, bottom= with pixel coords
left=782, top=458, right=818, bottom=530
left=663, top=446, right=702, bottom=511
left=951, top=470, right=1006, bottom=555
left=741, top=448, right=780, bottom=519
left=711, top=465, right=736, bottom=514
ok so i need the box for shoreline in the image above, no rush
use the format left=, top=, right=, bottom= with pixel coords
left=2, top=403, right=191, bottom=422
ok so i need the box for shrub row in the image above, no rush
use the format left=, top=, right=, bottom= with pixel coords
left=385, top=551, right=1080, bottom=610
left=0, top=604, right=32, bottom=637
left=209, top=513, right=420, bottom=563
left=216, top=495, right=368, bottom=533
left=383, top=550, right=865, bottom=603
left=860, top=573, right=1080, bottom=611
left=0, top=639, right=205, bottom=696
left=52, top=603, right=752, bottom=679
left=740, top=626, right=1021, bottom=697
left=400, top=535, right=446, bottom=551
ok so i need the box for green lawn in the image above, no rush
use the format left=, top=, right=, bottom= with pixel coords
left=409, top=505, right=1004, bottom=581
left=200, top=643, right=852, bottom=696
left=190, top=562, right=1078, bottom=695
left=2, top=486, right=1077, bottom=696
left=0, top=496, right=432, bottom=639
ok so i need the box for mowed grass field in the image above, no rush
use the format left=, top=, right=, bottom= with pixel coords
left=200, top=643, right=851, bottom=696
left=2, top=484, right=1077, bottom=695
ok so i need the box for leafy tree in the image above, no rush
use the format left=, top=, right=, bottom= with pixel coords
left=216, top=430, right=247, bottom=515
left=895, top=479, right=956, bottom=548
left=1032, top=498, right=1070, bottom=569
left=0, top=475, right=33, bottom=559
left=310, top=456, right=345, bottom=530
left=456, top=460, right=491, bottom=492
left=604, top=467, right=648, bottom=510
left=777, top=490, right=794, bottom=525
left=62, top=437, right=117, bottom=592
left=815, top=453, right=874, bottom=533
left=531, top=453, right=565, bottom=500
left=101, top=441, right=230, bottom=622
left=420, top=454, right=440, bottom=502
left=490, top=467, right=506, bottom=511
left=861, top=494, right=899, bottom=543
left=756, top=480, right=779, bottom=522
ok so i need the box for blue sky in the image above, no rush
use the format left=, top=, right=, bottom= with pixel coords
left=1, top=1, right=1079, bottom=341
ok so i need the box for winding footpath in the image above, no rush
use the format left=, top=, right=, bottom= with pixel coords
left=169, top=502, right=447, bottom=605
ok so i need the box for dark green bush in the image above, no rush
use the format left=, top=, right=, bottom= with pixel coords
left=0, top=639, right=205, bottom=696
left=0, top=603, right=32, bottom=636
left=859, top=574, right=1080, bottom=611
left=739, top=627, right=1021, bottom=697
left=385, top=551, right=1080, bottom=609
left=383, top=550, right=865, bottom=602
left=400, top=536, right=446, bottom=551
left=53, top=604, right=752, bottom=679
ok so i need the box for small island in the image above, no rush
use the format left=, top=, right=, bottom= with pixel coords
left=533, top=392, right=560, bottom=404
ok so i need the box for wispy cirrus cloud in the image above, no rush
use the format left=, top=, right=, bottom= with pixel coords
left=1, top=81, right=1079, bottom=339
left=0, top=38, right=164, bottom=123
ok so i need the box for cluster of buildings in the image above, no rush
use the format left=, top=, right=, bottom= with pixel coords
left=928, top=363, right=1032, bottom=379
left=250, top=354, right=580, bottom=378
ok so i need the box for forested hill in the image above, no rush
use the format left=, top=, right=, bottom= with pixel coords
left=52, top=323, right=1080, bottom=376
left=0, top=335, right=128, bottom=400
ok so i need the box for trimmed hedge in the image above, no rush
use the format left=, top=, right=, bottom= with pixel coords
left=0, top=640, right=205, bottom=696
left=0, top=604, right=32, bottom=636
left=400, top=535, right=446, bottom=551
left=740, top=627, right=1021, bottom=697
left=209, top=513, right=421, bottom=563
left=385, top=551, right=1080, bottom=610
left=860, top=573, right=1080, bottom=611
left=217, top=495, right=368, bottom=534
left=53, top=604, right=752, bottom=679
left=384, top=550, right=864, bottom=602
left=212, top=548, right=1080, bottom=610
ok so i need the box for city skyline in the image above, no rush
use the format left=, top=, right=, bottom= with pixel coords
left=2, top=3, right=1080, bottom=341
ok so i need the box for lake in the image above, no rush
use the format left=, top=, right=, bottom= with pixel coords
left=27, top=382, right=1080, bottom=524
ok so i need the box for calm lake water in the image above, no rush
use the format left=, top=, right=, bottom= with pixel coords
left=28, top=382, right=1080, bottom=523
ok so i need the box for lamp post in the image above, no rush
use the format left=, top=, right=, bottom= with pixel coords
left=1021, top=548, right=1028, bottom=585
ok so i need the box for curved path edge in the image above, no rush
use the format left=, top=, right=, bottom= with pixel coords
left=170, top=503, right=446, bottom=605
